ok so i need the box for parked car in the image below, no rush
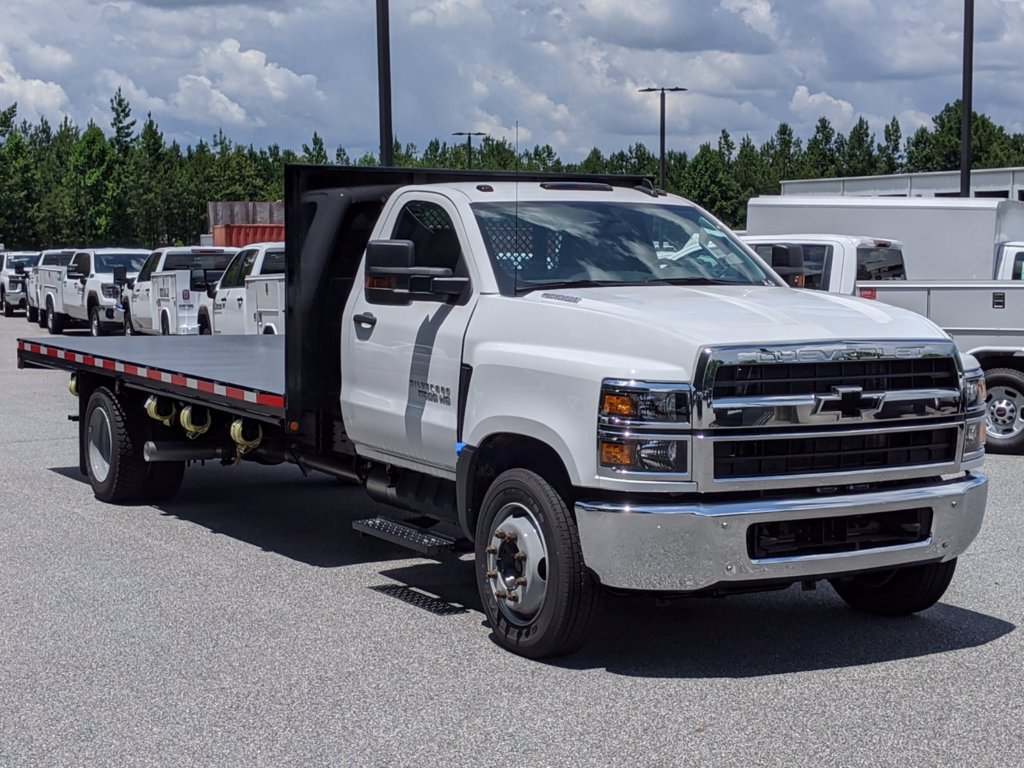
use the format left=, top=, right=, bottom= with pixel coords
left=26, top=249, right=76, bottom=325
left=202, top=241, right=285, bottom=334
left=38, top=248, right=149, bottom=335
left=1, top=251, right=40, bottom=316
left=124, top=246, right=237, bottom=335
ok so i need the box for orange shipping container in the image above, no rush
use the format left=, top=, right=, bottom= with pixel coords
left=212, top=224, right=285, bottom=247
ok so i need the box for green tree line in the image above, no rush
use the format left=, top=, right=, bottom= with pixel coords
left=3, top=89, right=1024, bottom=250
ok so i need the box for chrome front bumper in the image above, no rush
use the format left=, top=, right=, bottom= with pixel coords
left=575, top=473, right=987, bottom=592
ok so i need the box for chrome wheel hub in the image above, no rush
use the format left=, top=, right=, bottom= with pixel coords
left=87, top=406, right=112, bottom=483
left=986, top=385, right=1024, bottom=438
left=484, top=502, right=548, bottom=625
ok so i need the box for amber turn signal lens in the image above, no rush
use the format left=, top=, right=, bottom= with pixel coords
left=600, top=442, right=633, bottom=466
left=602, top=394, right=635, bottom=417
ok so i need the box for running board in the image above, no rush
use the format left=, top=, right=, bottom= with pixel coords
left=352, top=517, right=457, bottom=556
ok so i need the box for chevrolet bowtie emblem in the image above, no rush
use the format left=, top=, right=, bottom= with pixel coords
left=812, top=386, right=885, bottom=419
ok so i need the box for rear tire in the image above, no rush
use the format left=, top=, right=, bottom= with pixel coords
left=123, top=308, right=135, bottom=336
left=27, top=305, right=38, bottom=323
left=161, top=313, right=170, bottom=335
left=45, top=299, right=64, bottom=334
left=830, top=559, right=957, bottom=616
left=983, top=367, right=1024, bottom=454
left=84, top=387, right=147, bottom=504
left=475, top=468, right=598, bottom=659
left=199, top=315, right=211, bottom=335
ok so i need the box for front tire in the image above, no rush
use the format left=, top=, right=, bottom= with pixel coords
left=2, top=290, right=11, bottom=317
left=830, top=559, right=957, bottom=616
left=84, top=387, right=147, bottom=503
left=475, top=468, right=597, bottom=659
left=89, top=305, right=106, bottom=337
left=123, top=308, right=135, bottom=336
left=984, top=367, right=1024, bottom=454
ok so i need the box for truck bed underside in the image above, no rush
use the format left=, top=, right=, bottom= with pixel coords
left=17, top=335, right=285, bottom=421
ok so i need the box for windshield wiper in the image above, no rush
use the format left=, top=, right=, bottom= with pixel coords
left=644, top=277, right=738, bottom=286
left=515, top=279, right=617, bottom=295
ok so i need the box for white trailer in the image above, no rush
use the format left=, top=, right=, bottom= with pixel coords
left=746, top=196, right=1024, bottom=280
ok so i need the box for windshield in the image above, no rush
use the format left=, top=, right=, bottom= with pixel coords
left=472, top=201, right=773, bottom=295
left=164, top=252, right=235, bottom=271
left=96, top=253, right=147, bottom=272
left=6, top=253, right=40, bottom=269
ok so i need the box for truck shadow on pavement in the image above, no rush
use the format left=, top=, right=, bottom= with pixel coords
left=50, top=462, right=1015, bottom=677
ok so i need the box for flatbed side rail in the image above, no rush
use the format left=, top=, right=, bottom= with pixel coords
left=16, top=339, right=286, bottom=423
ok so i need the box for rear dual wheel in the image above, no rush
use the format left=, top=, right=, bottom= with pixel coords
left=84, top=387, right=184, bottom=504
left=830, top=559, right=957, bottom=616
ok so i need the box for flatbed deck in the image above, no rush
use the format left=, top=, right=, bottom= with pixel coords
left=17, top=335, right=285, bottom=421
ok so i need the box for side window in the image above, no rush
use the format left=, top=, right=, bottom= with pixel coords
left=71, top=253, right=90, bottom=276
left=219, top=251, right=249, bottom=289
left=137, top=253, right=159, bottom=283
left=238, top=250, right=260, bottom=281
left=1013, top=252, right=1024, bottom=280
left=391, top=200, right=464, bottom=273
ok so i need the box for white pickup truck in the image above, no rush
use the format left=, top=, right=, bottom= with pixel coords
left=18, top=167, right=989, bottom=658
left=25, top=249, right=76, bottom=325
left=1, top=251, right=40, bottom=316
left=123, top=246, right=237, bottom=335
left=200, top=241, right=285, bottom=335
left=38, top=248, right=149, bottom=335
left=740, top=234, right=907, bottom=293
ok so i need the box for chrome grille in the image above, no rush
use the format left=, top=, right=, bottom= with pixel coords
left=712, top=357, right=959, bottom=399
left=714, top=427, right=958, bottom=479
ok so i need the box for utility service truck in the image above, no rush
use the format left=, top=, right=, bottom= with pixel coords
left=37, top=248, right=149, bottom=335
left=746, top=195, right=1024, bottom=280
left=25, top=249, right=75, bottom=325
left=18, top=167, right=989, bottom=658
left=123, top=246, right=237, bottom=335
left=740, top=234, right=907, bottom=293
left=201, top=241, right=286, bottom=335
left=746, top=197, right=1024, bottom=453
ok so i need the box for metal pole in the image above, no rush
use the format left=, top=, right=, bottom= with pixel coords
left=659, top=89, right=667, bottom=190
left=376, top=0, right=393, bottom=167
left=453, top=131, right=485, bottom=170
left=639, top=87, right=686, bottom=190
left=960, top=0, right=974, bottom=197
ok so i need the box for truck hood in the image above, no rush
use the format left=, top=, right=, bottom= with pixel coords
left=468, top=285, right=951, bottom=382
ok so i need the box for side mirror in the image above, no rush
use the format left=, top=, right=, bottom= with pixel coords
left=364, top=239, right=469, bottom=305
left=126, top=277, right=136, bottom=289
left=771, top=243, right=807, bottom=288
left=79, top=275, right=88, bottom=285
left=14, top=264, right=25, bottom=275
left=112, top=266, right=128, bottom=285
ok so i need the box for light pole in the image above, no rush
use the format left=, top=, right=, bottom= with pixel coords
left=453, top=131, right=486, bottom=169
left=376, top=0, right=393, bottom=167
left=960, top=0, right=974, bottom=197
left=638, top=86, right=686, bottom=190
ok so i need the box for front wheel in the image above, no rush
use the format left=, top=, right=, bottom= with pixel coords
left=830, top=559, right=957, bottom=616
left=45, top=299, right=64, bottom=334
left=84, top=387, right=147, bottom=503
left=475, top=468, right=597, bottom=659
left=89, top=306, right=106, bottom=337
left=123, top=308, right=135, bottom=336
left=1, top=290, right=11, bottom=317
left=984, top=367, right=1024, bottom=454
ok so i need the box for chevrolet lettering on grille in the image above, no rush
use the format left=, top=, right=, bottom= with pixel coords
left=811, top=386, right=886, bottom=419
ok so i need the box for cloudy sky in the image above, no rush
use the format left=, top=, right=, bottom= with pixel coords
left=2, top=0, right=1023, bottom=161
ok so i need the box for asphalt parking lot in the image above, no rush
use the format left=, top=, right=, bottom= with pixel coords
left=1, top=316, right=1022, bottom=768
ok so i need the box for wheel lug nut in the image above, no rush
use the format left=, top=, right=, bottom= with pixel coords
left=513, top=551, right=526, bottom=561
left=486, top=570, right=497, bottom=580
left=506, top=593, right=519, bottom=603
left=505, top=532, right=518, bottom=542
left=484, top=545, right=497, bottom=554
left=495, top=530, right=507, bottom=539
left=495, top=590, right=507, bottom=599
left=514, top=577, right=527, bottom=586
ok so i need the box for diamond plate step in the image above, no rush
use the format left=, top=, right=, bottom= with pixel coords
left=352, top=517, right=457, bottom=556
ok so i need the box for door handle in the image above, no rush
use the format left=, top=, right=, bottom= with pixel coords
left=353, top=312, right=377, bottom=328
left=237, top=297, right=244, bottom=306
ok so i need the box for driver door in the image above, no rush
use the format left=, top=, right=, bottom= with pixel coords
left=342, top=192, right=477, bottom=474
left=131, top=252, right=159, bottom=332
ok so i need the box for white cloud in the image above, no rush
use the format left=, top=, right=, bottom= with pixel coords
left=197, top=38, right=324, bottom=105
left=172, top=74, right=254, bottom=126
left=721, top=0, right=778, bottom=38
left=789, top=85, right=855, bottom=129
left=0, top=46, right=69, bottom=123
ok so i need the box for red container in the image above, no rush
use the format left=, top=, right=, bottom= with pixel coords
left=212, top=224, right=285, bottom=247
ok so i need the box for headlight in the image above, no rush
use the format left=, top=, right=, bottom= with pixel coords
left=963, top=369, right=986, bottom=410
left=101, top=283, right=120, bottom=299
left=600, top=380, right=691, bottom=423
left=598, top=380, right=692, bottom=475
